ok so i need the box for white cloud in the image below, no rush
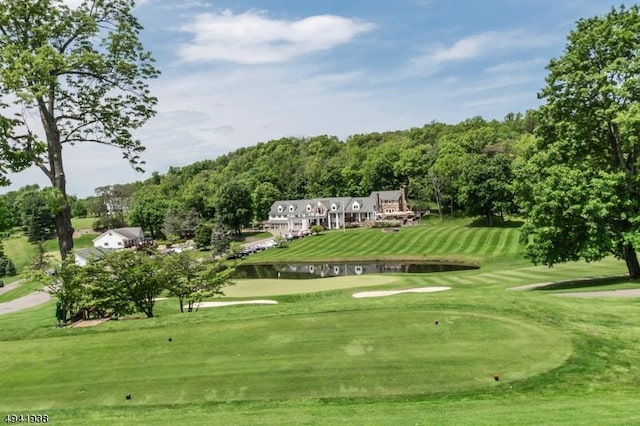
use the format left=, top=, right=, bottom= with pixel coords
left=405, top=30, right=556, bottom=77
left=177, top=10, right=374, bottom=64
left=484, top=58, right=546, bottom=74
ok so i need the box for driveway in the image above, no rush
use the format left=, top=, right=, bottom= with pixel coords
left=0, top=290, right=52, bottom=316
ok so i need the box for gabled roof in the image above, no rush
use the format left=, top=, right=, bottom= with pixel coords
left=76, top=247, right=114, bottom=262
left=369, top=190, right=401, bottom=201
left=93, top=227, right=144, bottom=242
left=114, top=227, right=143, bottom=239
left=345, top=197, right=376, bottom=213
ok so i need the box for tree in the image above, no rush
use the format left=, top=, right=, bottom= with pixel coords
left=194, top=221, right=213, bottom=249
left=4, top=258, right=16, bottom=276
left=214, top=181, right=252, bottom=234
left=33, top=253, right=88, bottom=323
left=210, top=218, right=230, bottom=257
left=128, top=190, right=173, bottom=239
left=519, top=5, right=640, bottom=279
left=86, top=249, right=165, bottom=318
left=458, top=154, right=513, bottom=226
left=162, top=208, right=200, bottom=239
left=163, top=251, right=234, bottom=313
left=251, top=182, right=282, bottom=223
left=30, top=240, right=53, bottom=271
left=0, top=0, right=159, bottom=260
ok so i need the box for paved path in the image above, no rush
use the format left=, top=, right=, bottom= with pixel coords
left=553, top=289, right=640, bottom=298
left=0, top=280, right=23, bottom=296
left=508, top=274, right=628, bottom=291
left=0, top=290, right=52, bottom=316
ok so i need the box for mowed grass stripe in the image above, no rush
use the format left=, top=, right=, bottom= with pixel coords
left=462, top=228, right=491, bottom=254
left=249, top=223, right=524, bottom=265
left=434, top=227, right=467, bottom=253
left=493, top=229, right=515, bottom=256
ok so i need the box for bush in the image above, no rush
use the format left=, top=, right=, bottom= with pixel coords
left=371, top=221, right=402, bottom=228
left=310, top=224, right=325, bottom=235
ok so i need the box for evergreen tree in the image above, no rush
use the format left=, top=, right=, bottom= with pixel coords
left=210, top=219, right=231, bottom=258
left=4, top=259, right=16, bottom=276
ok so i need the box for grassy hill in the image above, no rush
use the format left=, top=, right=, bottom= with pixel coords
left=1, top=218, right=639, bottom=424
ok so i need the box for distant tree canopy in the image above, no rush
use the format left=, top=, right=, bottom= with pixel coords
left=2, top=112, right=538, bottom=241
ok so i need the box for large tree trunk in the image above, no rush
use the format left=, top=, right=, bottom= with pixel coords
left=40, top=97, right=74, bottom=260
left=55, top=206, right=74, bottom=260
left=623, top=243, right=640, bottom=280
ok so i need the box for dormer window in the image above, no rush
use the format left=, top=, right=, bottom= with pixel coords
left=306, top=204, right=312, bottom=212
left=277, top=205, right=283, bottom=213
left=331, top=203, right=337, bottom=211
left=352, top=202, right=360, bottom=210
left=289, top=205, right=295, bottom=212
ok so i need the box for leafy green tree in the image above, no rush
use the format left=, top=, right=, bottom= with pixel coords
left=86, top=249, right=165, bottom=318
left=194, top=222, right=213, bottom=249
left=0, top=0, right=159, bottom=260
left=33, top=253, right=88, bottom=323
left=128, top=190, right=173, bottom=239
left=251, top=182, right=282, bottom=223
left=431, top=141, right=469, bottom=216
left=70, top=197, right=88, bottom=218
left=519, top=5, right=640, bottom=278
left=214, top=181, right=252, bottom=234
left=458, top=154, right=513, bottom=226
left=163, top=251, right=234, bottom=313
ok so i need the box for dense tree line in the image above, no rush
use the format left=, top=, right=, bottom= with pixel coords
left=118, top=113, right=536, bottom=238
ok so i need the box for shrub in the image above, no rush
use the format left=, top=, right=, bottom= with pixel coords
left=310, top=224, right=325, bottom=235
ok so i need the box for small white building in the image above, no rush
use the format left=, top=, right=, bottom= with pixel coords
left=75, top=247, right=114, bottom=266
left=92, top=227, right=145, bottom=249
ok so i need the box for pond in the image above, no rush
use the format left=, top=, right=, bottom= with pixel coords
left=233, top=262, right=478, bottom=280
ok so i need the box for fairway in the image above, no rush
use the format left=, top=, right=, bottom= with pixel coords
left=0, top=308, right=570, bottom=410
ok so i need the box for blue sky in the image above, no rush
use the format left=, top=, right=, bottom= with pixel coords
left=1, top=0, right=626, bottom=197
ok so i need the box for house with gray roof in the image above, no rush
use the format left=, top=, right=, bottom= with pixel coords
left=75, top=247, right=114, bottom=266
left=266, top=187, right=413, bottom=232
left=92, top=227, right=145, bottom=249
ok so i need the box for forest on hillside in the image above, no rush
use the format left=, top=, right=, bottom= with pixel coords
left=0, top=111, right=537, bottom=240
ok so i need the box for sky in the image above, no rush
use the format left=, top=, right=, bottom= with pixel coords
left=0, top=0, right=626, bottom=197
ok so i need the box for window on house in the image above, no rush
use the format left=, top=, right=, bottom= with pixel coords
left=353, top=202, right=360, bottom=210
left=289, top=205, right=295, bottom=212
left=331, top=204, right=337, bottom=211
left=117, top=242, right=123, bottom=246
left=306, top=205, right=312, bottom=212
left=104, top=242, right=108, bottom=247
left=278, top=206, right=283, bottom=213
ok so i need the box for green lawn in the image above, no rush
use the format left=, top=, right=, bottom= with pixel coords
left=246, top=222, right=525, bottom=269
left=1, top=217, right=640, bottom=424
left=71, top=216, right=97, bottom=230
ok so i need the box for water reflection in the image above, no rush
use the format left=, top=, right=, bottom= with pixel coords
left=233, top=262, right=478, bottom=280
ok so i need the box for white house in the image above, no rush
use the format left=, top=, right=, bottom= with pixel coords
left=266, top=187, right=413, bottom=233
left=92, top=227, right=145, bottom=249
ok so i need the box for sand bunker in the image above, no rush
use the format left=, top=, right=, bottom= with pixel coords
left=352, top=287, right=451, bottom=298
left=192, top=300, right=278, bottom=308
left=71, top=318, right=110, bottom=328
